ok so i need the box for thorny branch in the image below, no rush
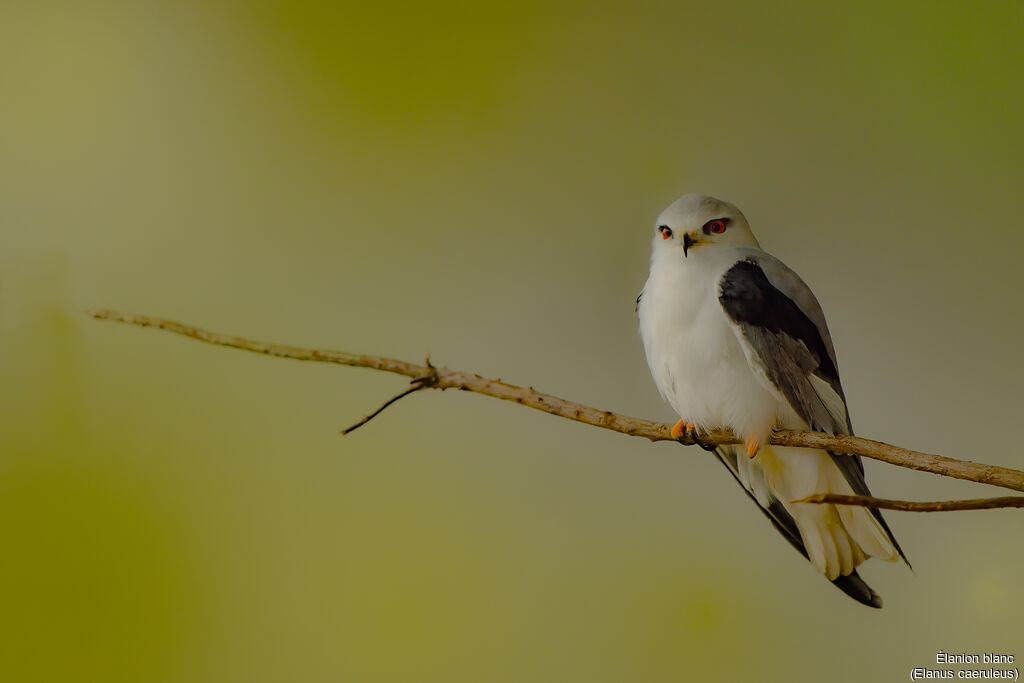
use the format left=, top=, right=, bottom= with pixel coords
left=88, top=310, right=1024, bottom=510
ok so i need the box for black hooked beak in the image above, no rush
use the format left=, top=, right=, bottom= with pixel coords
left=682, top=232, right=696, bottom=257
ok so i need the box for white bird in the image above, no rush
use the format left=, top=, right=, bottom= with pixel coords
left=637, top=193, right=908, bottom=607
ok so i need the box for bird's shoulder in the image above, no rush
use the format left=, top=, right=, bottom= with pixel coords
left=718, top=249, right=819, bottom=309
left=717, top=249, right=832, bottom=349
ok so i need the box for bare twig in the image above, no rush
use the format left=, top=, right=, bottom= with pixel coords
left=341, top=368, right=438, bottom=435
left=341, top=384, right=426, bottom=435
left=795, top=493, right=1024, bottom=512
left=87, top=309, right=1024, bottom=497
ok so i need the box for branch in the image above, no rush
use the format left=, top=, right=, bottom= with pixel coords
left=340, top=362, right=438, bottom=435
left=795, top=493, right=1024, bottom=512
left=88, top=310, right=1024, bottom=497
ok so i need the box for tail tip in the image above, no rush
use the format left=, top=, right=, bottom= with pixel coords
left=833, top=570, right=883, bottom=608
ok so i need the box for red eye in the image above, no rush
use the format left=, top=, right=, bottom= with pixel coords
left=702, top=218, right=729, bottom=235
left=659, top=225, right=673, bottom=239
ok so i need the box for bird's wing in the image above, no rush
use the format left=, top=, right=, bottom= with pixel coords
left=717, top=252, right=908, bottom=565
left=717, top=253, right=850, bottom=436
left=713, top=444, right=883, bottom=607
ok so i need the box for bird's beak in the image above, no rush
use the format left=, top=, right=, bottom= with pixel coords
left=682, top=231, right=699, bottom=257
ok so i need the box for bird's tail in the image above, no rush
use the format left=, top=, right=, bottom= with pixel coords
left=758, top=445, right=901, bottom=581
left=832, top=570, right=883, bottom=608
left=716, top=445, right=891, bottom=607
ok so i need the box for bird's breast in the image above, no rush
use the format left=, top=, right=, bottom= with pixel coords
left=639, top=256, right=781, bottom=435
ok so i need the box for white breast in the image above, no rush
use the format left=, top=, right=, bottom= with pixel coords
left=638, top=249, right=784, bottom=439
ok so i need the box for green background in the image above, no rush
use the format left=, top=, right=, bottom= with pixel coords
left=1, top=1, right=1021, bottom=680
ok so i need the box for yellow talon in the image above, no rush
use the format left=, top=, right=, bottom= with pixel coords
left=746, top=438, right=761, bottom=459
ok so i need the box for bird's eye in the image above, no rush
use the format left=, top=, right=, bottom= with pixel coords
left=702, top=218, right=729, bottom=235
left=659, top=225, right=673, bottom=239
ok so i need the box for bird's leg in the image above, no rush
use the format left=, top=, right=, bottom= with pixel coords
left=671, top=419, right=718, bottom=452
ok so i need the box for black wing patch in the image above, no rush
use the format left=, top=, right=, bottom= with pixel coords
left=718, top=259, right=845, bottom=434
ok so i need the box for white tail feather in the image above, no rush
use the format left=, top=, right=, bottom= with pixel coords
left=757, top=445, right=898, bottom=579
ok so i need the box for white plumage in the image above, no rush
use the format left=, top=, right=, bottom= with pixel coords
left=638, top=194, right=903, bottom=606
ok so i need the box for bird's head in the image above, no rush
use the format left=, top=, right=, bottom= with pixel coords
left=651, top=194, right=760, bottom=259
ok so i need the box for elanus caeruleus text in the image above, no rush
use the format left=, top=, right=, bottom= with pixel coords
left=637, top=193, right=908, bottom=607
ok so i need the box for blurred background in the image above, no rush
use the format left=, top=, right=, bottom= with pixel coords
left=1, top=1, right=1022, bottom=681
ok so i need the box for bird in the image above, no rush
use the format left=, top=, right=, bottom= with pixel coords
left=636, top=193, right=908, bottom=607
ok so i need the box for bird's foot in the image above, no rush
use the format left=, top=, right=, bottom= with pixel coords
left=745, top=437, right=761, bottom=459
left=671, top=419, right=718, bottom=452
left=670, top=419, right=694, bottom=440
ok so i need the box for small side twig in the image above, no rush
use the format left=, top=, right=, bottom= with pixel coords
left=340, top=384, right=426, bottom=435
left=794, top=493, right=1024, bottom=512
left=341, top=360, right=439, bottom=435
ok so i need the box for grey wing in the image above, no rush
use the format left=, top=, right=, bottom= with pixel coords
left=718, top=253, right=851, bottom=436
left=717, top=252, right=909, bottom=565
